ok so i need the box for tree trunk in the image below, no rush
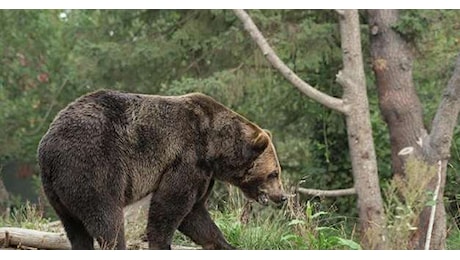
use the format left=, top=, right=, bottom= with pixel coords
left=368, top=9, right=438, bottom=250
left=369, top=10, right=460, bottom=249
left=368, top=10, right=426, bottom=177
left=336, top=10, right=385, bottom=249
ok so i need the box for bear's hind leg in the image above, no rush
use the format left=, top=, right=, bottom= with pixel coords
left=63, top=218, right=95, bottom=250
left=44, top=189, right=94, bottom=249
left=178, top=203, right=235, bottom=250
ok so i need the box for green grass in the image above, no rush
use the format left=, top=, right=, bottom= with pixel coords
left=193, top=200, right=361, bottom=250
left=0, top=201, right=52, bottom=231
left=447, top=225, right=460, bottom=249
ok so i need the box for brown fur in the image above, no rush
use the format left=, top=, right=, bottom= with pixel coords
left=38, top=89, right=287, bottom=250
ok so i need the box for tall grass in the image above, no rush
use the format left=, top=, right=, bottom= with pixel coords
left=0, top=201, right=52, bottom=231
left=199, top=184, right=361, bottom=250
left=209, top=201, right=360, bottom=250
left=381, top=155, right=437, bottom=249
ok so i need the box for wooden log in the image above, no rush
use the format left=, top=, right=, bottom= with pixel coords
left=0, top=227, right=197, bottom=250
left=0, top=227, right=71, bottom=250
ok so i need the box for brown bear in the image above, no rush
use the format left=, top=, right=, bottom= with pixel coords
left=37, top=89, right=288, bottom=250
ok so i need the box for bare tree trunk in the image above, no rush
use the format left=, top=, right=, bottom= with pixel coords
left=336, top=10, right=385, bottom=249
left=368, top=10, right=426, bottom=177
left=234, top=9, right=385, bottom=249
left=369, top=9, right=460, bottom=249
left=369, top=9, right=437, bottom=250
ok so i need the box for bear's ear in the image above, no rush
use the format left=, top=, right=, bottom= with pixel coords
left=241, top=123, right=269, bottom=161
left=252, top=131, right=269, bottom=153
left=263, top=129, right=272, bottom=139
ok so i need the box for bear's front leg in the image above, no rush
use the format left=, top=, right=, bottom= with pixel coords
left=146, top=179, right=197, bottom=250
left=178, top=202, right=235, bottom=249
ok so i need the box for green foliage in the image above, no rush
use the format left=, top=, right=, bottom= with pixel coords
left=392, top=10, right=430, bottom=43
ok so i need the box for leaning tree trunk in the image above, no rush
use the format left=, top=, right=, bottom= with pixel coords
left=420, top=56, right=460, bottom=249
left=369, top=9, right=460, bottom=249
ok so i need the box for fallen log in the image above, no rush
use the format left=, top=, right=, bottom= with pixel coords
left=0, top=227, right=197, bottom=250
left=0, top=227, right=70, bottom=250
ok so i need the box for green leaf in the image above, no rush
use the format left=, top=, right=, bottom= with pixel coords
left=425, top=200, right=436, bottom=207
left=311, top=211, right=328, bottom=219
left=280, top=234, right=301, bottom=242
left=333, top=237, right=362, bottom=250
left=288, top=219, right=305, bottom=226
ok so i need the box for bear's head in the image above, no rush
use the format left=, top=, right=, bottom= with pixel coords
left=188, top=93, right=289, bottom=205
left=237, top=125, right=289, bottom=206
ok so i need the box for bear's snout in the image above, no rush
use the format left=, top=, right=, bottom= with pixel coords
left=256, top=185, right=291, bottom=206
left=268, top=192, right=290, bottom=204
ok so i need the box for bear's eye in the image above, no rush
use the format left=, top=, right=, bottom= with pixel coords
left=268, top=171, right=278, bottom=179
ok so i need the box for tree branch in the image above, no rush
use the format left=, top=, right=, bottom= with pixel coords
left=427, top=54, right=460, bottom=160
left=297, top=187, right=356, bottom=197
left=336, top=70, right=359, bottom=91
left=233, top=9, right=347, bottom=114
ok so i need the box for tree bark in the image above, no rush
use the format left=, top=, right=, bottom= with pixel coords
left=234, top=9, right=386, bottom=249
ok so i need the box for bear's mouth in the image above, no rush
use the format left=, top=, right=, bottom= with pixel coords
left=257, top=192, right=269, bottom=206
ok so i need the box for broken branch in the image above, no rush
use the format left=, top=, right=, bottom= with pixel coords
left=297, top=187, right=356, bottom=197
